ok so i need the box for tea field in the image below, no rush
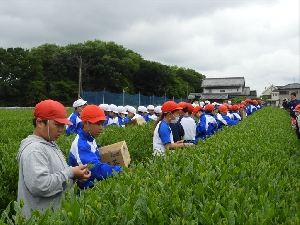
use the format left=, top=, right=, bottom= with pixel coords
left=0, top=107, right=300, bottom=224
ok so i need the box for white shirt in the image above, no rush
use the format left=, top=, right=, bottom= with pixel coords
left=180, top=116, right=196, bottom=141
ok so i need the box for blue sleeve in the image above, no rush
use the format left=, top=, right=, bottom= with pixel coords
left=159, top=123, right=172, bottom=145
left=143, top=114, right=149, bottom=122
left=223, top=116, right=238, bottom=126
left=118, top=117, right=124, bottom=126
left=123, top=117, right=131, bottom=124
left=246, top=106, right=251, bottom=115
left=66, top=113, right=82, bottom=136
left=104, top=115, right=109, bottom=128
left=196, top=116, right=206, bottom=136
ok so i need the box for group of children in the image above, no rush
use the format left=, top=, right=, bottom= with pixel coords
left=152, top=99, right=263, bottom=155
left=17, top=97, right=263, bottom=219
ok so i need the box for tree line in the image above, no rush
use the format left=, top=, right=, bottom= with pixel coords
left=0, top=39, right=205, bottom=106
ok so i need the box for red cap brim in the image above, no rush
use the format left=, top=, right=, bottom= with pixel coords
left=54, top=118, right=73, bottom=125
left=85, top=116, right=107, bottom=123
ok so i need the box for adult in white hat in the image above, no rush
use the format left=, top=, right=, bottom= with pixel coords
left=66, top=99, right=88, bottom=136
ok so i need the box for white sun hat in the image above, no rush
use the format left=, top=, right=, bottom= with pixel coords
left=73, top=99, right=87, bottom=108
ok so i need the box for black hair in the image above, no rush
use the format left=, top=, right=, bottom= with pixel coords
left=182, top=107, right=189, bottom=113
left=291, top=92, right=296, bottom=97
left=152, top=112, right=170, bottom=134
left=32, top=119, right=48, bottom=127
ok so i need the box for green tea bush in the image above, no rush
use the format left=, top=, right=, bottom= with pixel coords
left=1, top=107, right=300, bottom=224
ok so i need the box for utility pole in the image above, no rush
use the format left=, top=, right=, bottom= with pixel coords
left=78, top=56, right=82, bottom=98
left=123, top=89, right=125, bottom=106
left=187, top=85, right=189, bottom=98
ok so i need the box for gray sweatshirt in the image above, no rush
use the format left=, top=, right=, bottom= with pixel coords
left=16, top=135, right=74, bottom=219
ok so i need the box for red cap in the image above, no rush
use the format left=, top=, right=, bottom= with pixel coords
left=218, top=105, right=229, bottom=113
left=81, top=105, right=107, bottom=123
left=34, top=100, right=72, bottom=125
left=293, top=104, right=300, bottom=112
left=161, top=101, right=182, bottom=113
left=193, top=105, right=202, bottom=114
left=178, top=102, right=188, bottom=109
left=231, top=104, right=239, bottom=111
left=187, top=103, right=194, bottom=113
left=205, top=104, right=214, bottom=112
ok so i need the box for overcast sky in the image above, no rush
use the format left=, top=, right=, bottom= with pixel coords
left=1, top=0, right=299, bottom=96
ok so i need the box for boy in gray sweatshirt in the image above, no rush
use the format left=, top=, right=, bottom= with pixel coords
left=16, top=100, right=91, bottom=219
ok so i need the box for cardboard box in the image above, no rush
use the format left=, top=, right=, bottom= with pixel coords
left=239, top=109, right=247, bottom=120
left=99, top=141, right=131, bottom=167
left=125, top=116, right=146, bottom=127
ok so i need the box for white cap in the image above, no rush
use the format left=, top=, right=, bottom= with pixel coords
left=199, top=101, right=205, bottom=106
left=154, top=106, right=162, bottom=114
left=228, top=100, right=232, bottom=104
left=73, top=99, right=87, bottom=108
left=137, top=106, right=143, bottom=112
left=117, top=106, right=127, bottom=114
left=127, top=106, right=136, bottom=114
left=124, top=105, right=130, bottom=111
left=147, top=105, right=155, bottom=110
left=139, top=106, right=148, bottom=113
left=99, top=103, right=109, bottom=111
left=109, top=104, right=118, bottom=113
left=204, top=100, right=210, bottom=104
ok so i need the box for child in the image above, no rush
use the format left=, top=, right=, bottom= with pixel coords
left=69, top=105, right=122, bottom=189
left=117, top=106, right=127, bottom=127
left=293, top=104, right=300, bottom=139
left=193, top=105, right=206, bottom=141
left=204, top=104, right=219, bottom=135
left=147, top=105, right=155, bottom=119
left=123, top=106, right=137, bottom=124
left=152, top=101, right=193, bottom=156
left=17, top=100, right=91, bottom=219
left=105, top=104, right=119, bottom=127
left=230, top=104, right=241, bottom=121
left=217, top=105, right=238, bottom=126
left=66, top=99, right=88, bottom=135
left=178, top=102, right=196, bottom=143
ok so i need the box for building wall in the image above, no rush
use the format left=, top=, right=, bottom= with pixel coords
left=271, top=92, right=279, bottom=101
left=279, top=89, right=300, bottom=105
left=203, top=87, right=242, bottom=94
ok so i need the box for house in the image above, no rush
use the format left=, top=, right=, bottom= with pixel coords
left=278, top=83, right=300, bottom=105
left=261, top=84, right=281, bottom=106
left=188, top=77, right=253, bottom=103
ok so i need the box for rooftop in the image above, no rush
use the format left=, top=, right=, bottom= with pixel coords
left=202, top=77, right=245, bottom=87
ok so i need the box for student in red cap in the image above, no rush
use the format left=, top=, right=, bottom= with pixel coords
left=152, top=101, right=193, bottom=156
left=204, top=103, right=219, bottom=135
left=177, top=102, right=196, bottom=144
left=16, top=100, right=91, bottom=219
left=69, top=105, right=122, bottom=189
left=230, top=104, right=241, bottom=121
left=193, top=105, right=206, bottom=142
left=217, top=104, right=238, bottom=126
left=292, top=104, right=300, bottom=139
